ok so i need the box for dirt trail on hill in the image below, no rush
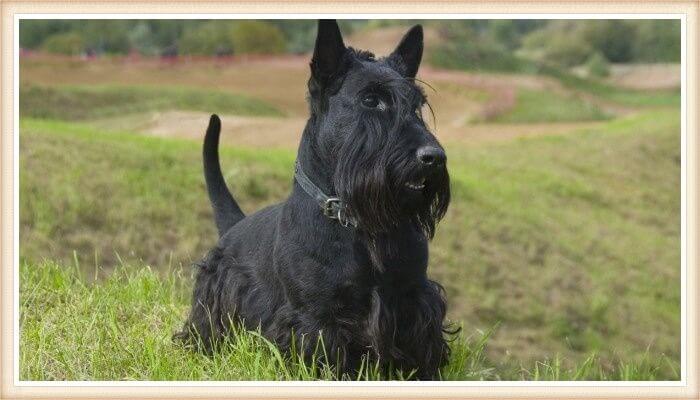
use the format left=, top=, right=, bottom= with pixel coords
left=93, top=110, right=605, bottom=150
left=24, top=49, right=648, bottom=148
left=77, top=57, right=600, bottom=148
left=21, top=54, right=558, bottom=121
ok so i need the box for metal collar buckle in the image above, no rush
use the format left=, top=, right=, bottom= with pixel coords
left=322, top=197, right=341, bottom=219
left=295, top=161, right=356, bottom=228
left=323, top=198, right=353, bottom=227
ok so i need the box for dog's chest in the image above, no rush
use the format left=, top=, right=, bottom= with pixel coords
left=324, top=236, right=430, bottom=321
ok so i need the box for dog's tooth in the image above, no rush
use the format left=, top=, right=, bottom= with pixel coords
left=405, top=181, right=425, bottom=190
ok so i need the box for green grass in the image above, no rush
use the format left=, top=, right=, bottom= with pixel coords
left=20, top=84, right=283, bottom=121
left=490, top=89, right=610, bottom=123
left=429, top=55, right=680, bottom=109
left=537, top=66, right=681, bottom=108
left=20, top=118, right=294, bottom=269
left=434, top=108, right=680, bottom=372
left=20, top=261, right=677, bottom=381
left=19, top=106, right=681, bottom=380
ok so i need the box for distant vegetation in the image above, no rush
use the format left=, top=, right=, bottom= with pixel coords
left=429, top=19, right=680, bottom=73
left=21, top=19, right=680, bottom=70
left=20, top=19, right=362, bottom=56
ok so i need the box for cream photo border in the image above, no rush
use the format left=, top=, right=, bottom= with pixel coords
left=1, top=1, right=697, bottom=399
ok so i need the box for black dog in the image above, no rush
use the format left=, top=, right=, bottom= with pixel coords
left=175, top=20, right=452, bottom=380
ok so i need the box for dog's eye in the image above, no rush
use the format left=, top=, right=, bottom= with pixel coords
left=361, top=93, right=383, bottom=110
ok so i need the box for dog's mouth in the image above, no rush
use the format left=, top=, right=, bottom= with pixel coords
left=404, top=178, right=427, bottom=191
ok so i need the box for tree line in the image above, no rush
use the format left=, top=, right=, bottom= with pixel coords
left=21, top=19, right=680, bottom=71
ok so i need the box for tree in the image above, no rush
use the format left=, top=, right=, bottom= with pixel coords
left=632, top=20, right=681, bottom=62
left=271, top=20, right=316, bottom=54
left=230, top=21, right=286, bottom=54
left=76, top=20, right=131, bottom=54
left=42, top=32, right=84, bottom=55
left=20, top=20, right=78, bottom=49
left=580, top=20, right=635, bottom=63
left=585, top=52, right=610, bottom=78
left=179, top=21, right=235, bottom=55
left=521, top=21, right=594, bottom=67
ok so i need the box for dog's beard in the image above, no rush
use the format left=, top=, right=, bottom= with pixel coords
left=390, top=155, right=450, bottom=239
left=332, top=119, right=450, bottom=240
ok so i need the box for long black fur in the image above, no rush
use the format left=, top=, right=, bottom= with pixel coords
left=203, top=115, right=245, bottom=236
left=175, top=20, right=454, bottom=380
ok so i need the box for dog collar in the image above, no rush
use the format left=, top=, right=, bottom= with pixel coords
left=294, top=162, right=357, bottom=228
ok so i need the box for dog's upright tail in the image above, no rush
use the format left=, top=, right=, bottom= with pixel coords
left=203, top=114, right=245, bottom=237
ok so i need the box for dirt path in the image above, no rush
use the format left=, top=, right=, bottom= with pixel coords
left=92, top=110, right=604, bottom=151
left=24, top=49, right=666, bottom=149
left=19, top=52, right=574, bottom=124
left=606, top=63, right=681, bottom=90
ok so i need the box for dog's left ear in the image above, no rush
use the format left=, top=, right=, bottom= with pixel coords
left=390, top=25, right=423, bottom=79
left=310, top=19, right=347, bottom=86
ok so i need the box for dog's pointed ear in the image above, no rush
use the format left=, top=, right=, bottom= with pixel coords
left=390, top=24, right=423, bottom=78
left=310, top=19, right=346, bottom=85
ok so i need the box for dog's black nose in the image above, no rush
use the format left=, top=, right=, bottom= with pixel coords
left=416, top=146, right=446, bottom=167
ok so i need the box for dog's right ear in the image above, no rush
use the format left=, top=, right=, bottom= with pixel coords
left=310, top=19, right=346, bottom=87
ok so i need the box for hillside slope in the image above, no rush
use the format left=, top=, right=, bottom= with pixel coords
left=19, top=106, right=680, bottom=375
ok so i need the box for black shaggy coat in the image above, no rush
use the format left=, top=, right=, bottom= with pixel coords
left=175, top=20, right=454, bottom=380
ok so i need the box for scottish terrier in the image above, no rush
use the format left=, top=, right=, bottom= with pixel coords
left=175, top=19, right=453, bottom=380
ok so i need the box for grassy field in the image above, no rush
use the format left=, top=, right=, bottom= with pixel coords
left=490, top=89, right=609, bottom=123
left=20, top=84, right=283, bottom=120
left=19, top=54, right=681, bottom=381
left=21, top=261, right=676, bottom=380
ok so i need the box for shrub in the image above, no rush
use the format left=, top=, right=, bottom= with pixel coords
left=127, top=21, right=159, bottom=56
left=585, top=52, right=610, bottom=78
left=430, top=42, right=529, bottom=72
left=42, top=32, right=84, bottom=55
left=632, top=20, right=681, bottom=63
left=271, top=20, right=316, bottom=54
left=579, top=20, right=635, bottom=63
left=20, top=20, right=78, bottom=49
left=521, top=22, right=594, bottom=68
left=79, top=20, right=131, bottom=54
left=230, top=21, right=286, bottom=55
left=179, top=21, right=235, bottom=56
left=430, top=23, right=532, bottom=73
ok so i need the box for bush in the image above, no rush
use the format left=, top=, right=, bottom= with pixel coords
left=430, top=22, right=533, bottom=73
left=20, top=20, right=78, bottom=49
left=230, top=21, right=286, bottom=55
left=488, top=20, right=520, bottom=51
left=519, top=20, right=677, bottom=67
left=579, top=20, right=635, bottom=63
left=79, top=20, right=131, bottom=54
left=179, top=21, right=235, bottom=56
left=585, top=52, right=610, bottom=78
left=521, top=22, right=594, bottom=68
left=42, top=32, right=84, bottom=55
left=431, top=42, right=529, bottom=72
left=632, top=20, right=681, bottom=62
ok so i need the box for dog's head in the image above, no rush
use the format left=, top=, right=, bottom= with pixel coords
left=306, top=20, right=449, bottom=238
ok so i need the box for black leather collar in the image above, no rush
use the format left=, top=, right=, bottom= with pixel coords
left=294, top=162, right=357, bottom=228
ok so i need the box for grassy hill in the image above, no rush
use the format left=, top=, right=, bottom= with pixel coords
left=21, top=261, right=675, bottom=380
left=20, top=84, right=283, bottom=120
left=19, top=102, right=680, bottom=379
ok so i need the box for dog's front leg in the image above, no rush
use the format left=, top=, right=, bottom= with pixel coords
left=368, top=279, right=451, bottom=380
